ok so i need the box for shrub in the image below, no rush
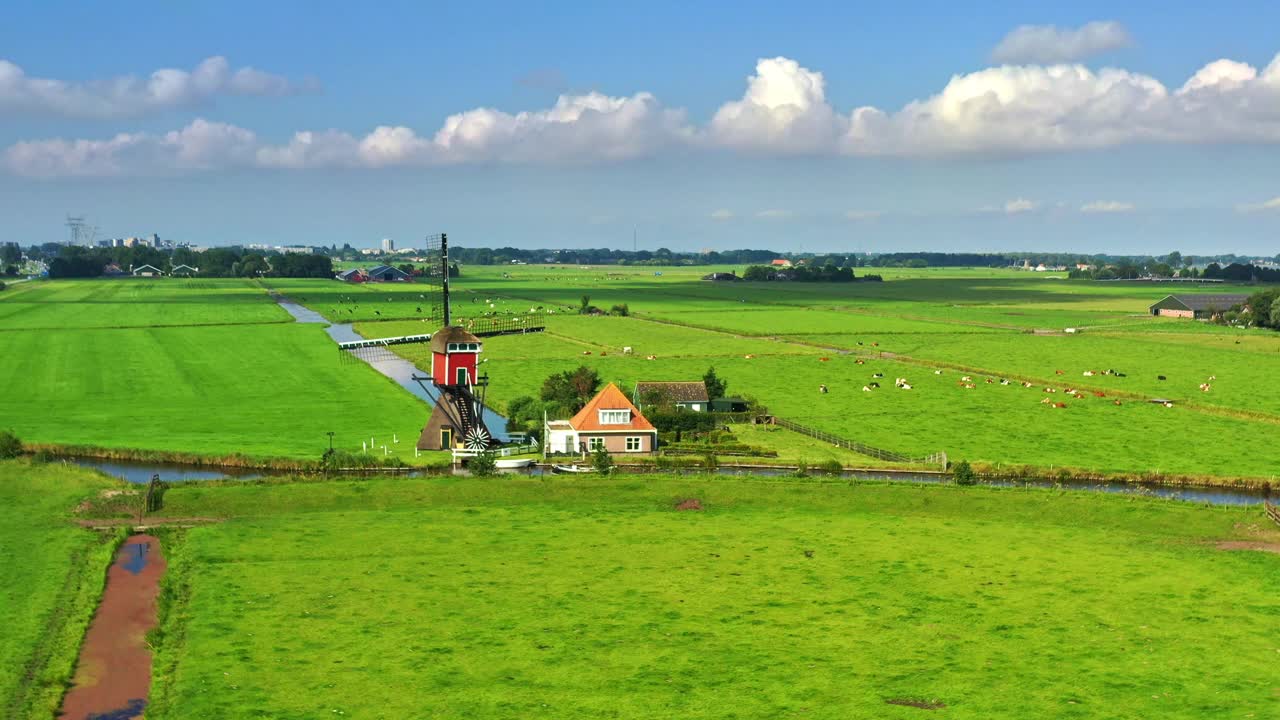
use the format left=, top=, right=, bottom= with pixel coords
left=468, top=451, right=498, bottom=477
left=792, top=460, right=810, bottom=478
left=591, top=446, right=613, bottom=474
left=702, top=452, right=719, bottom=471
left=953, top=459, right=976, bottom=486
left=819, top=459, right=843, bottom=475
left=609, top=303, right=630, bottom=317
left=0, top=429, right=21, bottom=459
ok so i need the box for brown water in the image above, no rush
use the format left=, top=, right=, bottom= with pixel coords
left=59, top=536, right=165, bottom=720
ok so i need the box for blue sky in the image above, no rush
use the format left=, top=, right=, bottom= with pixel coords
left=2, top=1, right=1279, bottom=254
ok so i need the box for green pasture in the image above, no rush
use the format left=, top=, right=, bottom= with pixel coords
left=0, top=461, right=122, bottom=719
left=0, top=278, right=287, bottom=330
left=0, top=324, right=426, bottom=461
left=133, top=474, right=1280, bottom=719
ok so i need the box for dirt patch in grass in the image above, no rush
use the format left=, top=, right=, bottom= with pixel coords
left=885, top=698, right=946, bottom=710
left=1217, top=540, right=1280, bottom=554
left=674, top=498, right=704, bottom=511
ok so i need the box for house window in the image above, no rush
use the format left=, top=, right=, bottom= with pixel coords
left=588, top=437, right=605, bottom=451
left=599, top=409, right=631, bottom=425
left=625, top=436, right=642, bottom=452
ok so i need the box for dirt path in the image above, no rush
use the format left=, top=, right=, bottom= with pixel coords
left=59, top=535, right=165, bottom=720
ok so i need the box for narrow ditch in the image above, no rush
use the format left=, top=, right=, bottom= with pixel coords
left=58, top=535, right=165, bottom=720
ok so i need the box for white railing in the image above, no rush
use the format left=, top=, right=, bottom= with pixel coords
left=451, top=441, right=539, bottom=460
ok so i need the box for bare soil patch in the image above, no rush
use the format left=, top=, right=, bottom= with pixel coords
left=1217, top=540, right=1280, bottom=554
left=885, top=698, right=946, bottom=710
left=674, top=498, right=703, bottom=511
left=59, top=535, right=166, bottom=720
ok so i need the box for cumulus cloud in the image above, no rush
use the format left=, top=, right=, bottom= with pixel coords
left=1003, top=198, right=1038, bottom=214
left=0, top=56, right=312, bottom=119
left=709, top=209, right=734, bottom=220
left=11, top=49, right=1280, bottom=177
left=756, top=209, right=792, bottom=219
left=991, top=21, right=1132, bottom=64
left=1237, top=196, right=1280, bottom=212
left=3, top=119, right=258, bottom=177
left=1081, top=200, right=1135, bottom=213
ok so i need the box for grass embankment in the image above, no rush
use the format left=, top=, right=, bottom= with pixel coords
left=0, top=461, right=125, bottom=719
left=131, top=474, right=1280, bottom=719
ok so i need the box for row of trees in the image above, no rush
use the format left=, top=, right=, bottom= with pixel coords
left=43, top=245, right=333, bottom=279
left=742, top=264, right=881, bottom=283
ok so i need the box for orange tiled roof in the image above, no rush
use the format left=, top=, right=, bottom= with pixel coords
left=569, top=383, right=656, bottom=432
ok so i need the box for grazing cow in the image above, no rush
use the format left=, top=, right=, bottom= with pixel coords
left=855, top=359, right=866, bottom=365
left=869, top=382, right=880, bottom=388
left=1000, top=379, right=1010, bottom=385
left=1207, top=375, right=1216, bottom=381
left=1022, top=382, right=1034, bottom=388
left=862, top=386, right=872, bottom=392
left=934, top=370, right=943, bottom=375
left=1083, top=371, right=1095, bottom=377
left=1054, top=402, right=1067, bottom=409
left=1041, top=397, right=1052, bottom=404
left=961, top=375, right=972, bottom=382
left=820, top=357, right=830, bottom=362
left=744, top=354, right=755, bottom=359
left=872, top=342, right=879, bottom=347
left=1157, top=375, right=1167, bottom=381
left=872, top=373, right=884, bottom=378
left=1199, top=383, right=1211, bottom=392
left=623, top=346, right=633, bottom=354
left=985, top=378, right=994, bottom=384
left=1113, top=400, right=1123, bottom=406
left=646, top=355, right=657, bottom=360
left=899, top=383, right=912, bottom=390
left=819, top=384, right=829, bottom=394
left=1055, top=370, right=1064, bottom=375
left=583, top=351, right=592, bottom=355
left=1164, top=402, right=1174, bottom=408
left=1093, top=391, right=1106, bottom=398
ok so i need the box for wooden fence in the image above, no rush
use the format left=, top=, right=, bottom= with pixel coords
left=1265, top=500, right=1280, bottom=527
left=766, top=416, right=948, bottom=469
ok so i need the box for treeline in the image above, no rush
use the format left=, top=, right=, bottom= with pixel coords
left=450, top=246, right=782, bottom=266
left=44, top=245, right=333, bottom=279
left=1070, top=261, right=1280, bottom=282
left=742, top=264, right=881, bottom=282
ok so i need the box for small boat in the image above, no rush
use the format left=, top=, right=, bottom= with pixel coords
left=552, top=464, right=594, bottom=474
left=494, top=458, right=535, bottom=469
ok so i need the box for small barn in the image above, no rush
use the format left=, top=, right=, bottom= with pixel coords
left=1149, top=294, right=1249, bottom=319
left=770, top=258, right=792, bottom=268
left=634, top=381, right=710, bottom=412
left=336, top=268, right=368, bottom=283
left=366, top=264, right=412, bottom=282
left=170, top=264, right=199, bottom=277
left=701, top=271, right=739, bottom=282
left=546, top=383, right=657, bottom=455
left=131, top=264, right=163, bottom=277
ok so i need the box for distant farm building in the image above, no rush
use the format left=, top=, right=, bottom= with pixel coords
left=710, top=397, right=749, bottom=412
left=131, top=264, right=163, bottom=277
left=170, top=264, right=199, bottom=276
left=634, top=381, right=710, bottom=412
left=701, top=271, right=739, bottom=282
left=365, top=264, right=412, bottom=282
left=1149, top=294, right=1249, bottom=319
left=770, top=258, right=792, bottom=267
left=545, top=383, right=657, bottom=455
left=336, top=268, right=368, bottom=283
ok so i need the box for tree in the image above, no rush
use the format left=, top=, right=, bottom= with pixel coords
left=590, top=445, right=613, bottom=474
left=468, top=451, right=498, bottom=477
left=0, top=243, right=19, bottom=266
left=0, top=429, right=21, bottom=459
left=579, top=295, right=592, bottom=314
left=953, top=459, right=976, bottom=485
left=703, top=367, right=727, bottom=400
left=540, top=366, right=601, bottom=413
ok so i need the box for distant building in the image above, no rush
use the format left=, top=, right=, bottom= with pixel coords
left=381, top=238, right=395, bottom=252
left=131, top=264, right=163, bottom=277
left=336, top=268, right=368, bottom=283
left=545, top=383, right=657, bottom=455
left=701, top=271, right=739, bottom=282
left=1149, top=294, right=1250, bottom=319
left=279, top=246, right=313, bottom=255
left=365, top=264, right=412, bottom=282
left=634, top=381, right=710, bottom=412
left=770, top=258, right=792, bottom=267
left=170, top=264, right=199, bottom=276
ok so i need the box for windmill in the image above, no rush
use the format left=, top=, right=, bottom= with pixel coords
left=336, top=233, right=544, bottom=454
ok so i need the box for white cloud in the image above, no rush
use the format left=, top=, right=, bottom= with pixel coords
left=1004, top=198, right=1038, bottom=214
left=709, top=208, right=734, bottom=220
left=991, top=21, right=1132, bottom=64
left=756, top=209, right=792, bottom=219
left=11, top=49, right=1280, bottom=177
left=1237, top=196, right=1280, bottom=212
left=1080, top=200, right=1135, bottom=213
left=844, top=210, right=882, bottom=220
left=0, top=56, right=311, bottom=119
left=3, top=119, right=258, bottom=177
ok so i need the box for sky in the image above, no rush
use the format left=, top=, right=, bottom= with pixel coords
left=2, top=0, right=1279, bottom=254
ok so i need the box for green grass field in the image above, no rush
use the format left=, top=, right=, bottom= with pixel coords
left=129, top=474, right=1280, bottom=719
left=0, top=461, right=122, bottom=719
left=0, top=278, right=289, bottom=329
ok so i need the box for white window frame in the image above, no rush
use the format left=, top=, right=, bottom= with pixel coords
left=588, top=437, right=606, bottom=451
left=625, top=436, right=642, bottom=452
left=599, top=409, right=631, bottom=425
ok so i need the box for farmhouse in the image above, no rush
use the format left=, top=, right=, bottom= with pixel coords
left=170, top=264, right=199, bottom=276
left=545, top=383, right=657, bottom=455
left=1149, top=294, right=1249, bottom=319
left=366, top=264, right=412, bottom=282
left=770, top=258, right=792, bottom=267
left=131, top=264, right=163, bottom=277
left=634, top=381, right=710, bottom=412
